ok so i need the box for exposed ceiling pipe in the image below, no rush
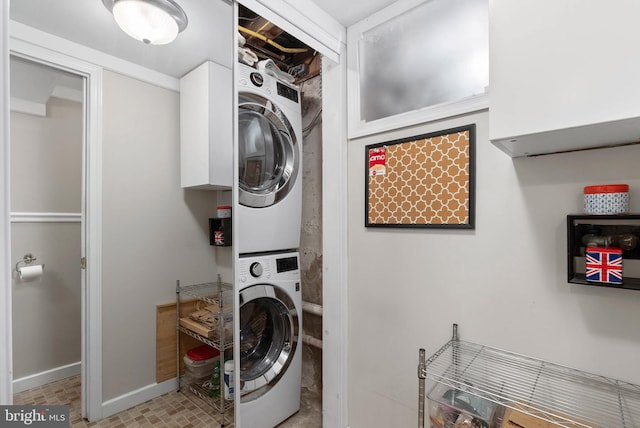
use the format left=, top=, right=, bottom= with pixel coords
left=238, top=25, right=308, bottom=54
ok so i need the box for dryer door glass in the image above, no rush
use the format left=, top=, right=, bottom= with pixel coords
left=239, top=284, right=299, bottom=400
left=238, top=94, right=299, bottom=208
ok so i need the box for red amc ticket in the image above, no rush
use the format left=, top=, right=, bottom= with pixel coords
left=368, top=147, right=386, bottom=176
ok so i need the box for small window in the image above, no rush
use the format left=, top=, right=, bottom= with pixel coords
left=348, top=0, right=489, bottom=138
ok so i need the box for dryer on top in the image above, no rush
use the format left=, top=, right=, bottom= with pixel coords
left=236, top=62, right=303, bottom=254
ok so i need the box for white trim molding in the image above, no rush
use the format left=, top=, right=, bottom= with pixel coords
left=9, top=21, right=179, bottom=92
left=11, top=86, right=82, bottom=117
left=101, top=379, right=178, bottom=419
left=10, top=212, right=82, bottom=223
left=0, top=0, right=14, bottom=406
left=82, top=58, right=104, bottom=422
left=51, top=85, right=83, bottom=103
left=237, top=0, right=343, bottom=62
left=12, top=362, right=81, bottom=394
left=322, top=52, right=349, bottom=428
left=9, top=97, right=46, bottom=116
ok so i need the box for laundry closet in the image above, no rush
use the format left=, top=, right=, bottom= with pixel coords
left=177, top=4, right=324, bottom=427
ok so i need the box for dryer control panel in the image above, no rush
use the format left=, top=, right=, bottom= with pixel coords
left=276, top=82, right=299, bottom=103
left=237, top=63, right=300, bottom=113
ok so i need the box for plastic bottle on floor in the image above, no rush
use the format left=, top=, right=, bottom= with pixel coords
left=224, top=360, right=234, bottom=400
left=208, top=360, right=221, bottom=398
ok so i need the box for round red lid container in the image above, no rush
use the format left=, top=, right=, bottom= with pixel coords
left=216, top=205, right=232, bottom=218
left=584, top=184, right=629, bottom=194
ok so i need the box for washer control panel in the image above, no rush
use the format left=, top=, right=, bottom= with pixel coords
left=239, top=252, right=300, bottom=283
left=276, top=256, right=298, bottom=273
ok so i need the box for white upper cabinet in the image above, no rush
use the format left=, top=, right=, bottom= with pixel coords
left=180, top=61, right=232, bottom=189
left=490, top=0, right=640, bottom=157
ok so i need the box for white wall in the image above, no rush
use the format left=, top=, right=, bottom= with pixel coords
left=11, top=97, right=82, bottom=212
left=11, top=223, right=81, bottom=377
left=101, top=70, right=229, bottom=401
left=346, top=111, right=640, bottom=427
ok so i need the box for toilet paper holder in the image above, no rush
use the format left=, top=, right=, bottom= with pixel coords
left=15, top=253, right=44, bottom=273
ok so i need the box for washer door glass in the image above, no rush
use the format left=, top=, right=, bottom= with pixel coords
left=239, top=284, right=299, bottom=400
left=239, top=93, right=298, bottom=208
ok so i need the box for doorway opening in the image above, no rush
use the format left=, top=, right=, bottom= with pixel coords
left=9, top=52, right=84, bottom=413
left=10, top=54, right=84, bottom=395
left=7, top=43, right=103, bottom=421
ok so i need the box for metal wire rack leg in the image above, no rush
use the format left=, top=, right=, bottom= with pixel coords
left=418, top=348, right=426, bottom=428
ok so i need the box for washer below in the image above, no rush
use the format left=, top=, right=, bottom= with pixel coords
left=238, top=251, right=302, bottom=428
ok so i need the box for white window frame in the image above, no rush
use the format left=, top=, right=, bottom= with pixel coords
left=346, top=0, right=489, bottom=139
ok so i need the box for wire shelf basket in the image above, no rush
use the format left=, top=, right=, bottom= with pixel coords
left=418, top=325, right=640, bottom=428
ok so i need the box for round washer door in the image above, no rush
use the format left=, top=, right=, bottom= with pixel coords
left=239, top=283, right=299, bottom=400
left=238, top=93, right=299, bottom=208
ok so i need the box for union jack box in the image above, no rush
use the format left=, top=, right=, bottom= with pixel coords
left=585, top=246, right=623, bottom=284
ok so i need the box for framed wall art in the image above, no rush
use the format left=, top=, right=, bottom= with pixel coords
left=365, top=124, right=475, bottom=228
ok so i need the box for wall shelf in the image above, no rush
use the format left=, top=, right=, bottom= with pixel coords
left=418, top=325, right=640, bottom=427
left=567, top=214, right=640, bottom=291
left=209, top=217, right=232, bottom=247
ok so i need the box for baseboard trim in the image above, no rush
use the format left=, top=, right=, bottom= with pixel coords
left=101, top=378, right=178, bottom=419
left=12, top=361, right=81, bottom=394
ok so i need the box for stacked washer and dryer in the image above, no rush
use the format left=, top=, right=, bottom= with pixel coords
left=236, top=62, right=304, bottom=428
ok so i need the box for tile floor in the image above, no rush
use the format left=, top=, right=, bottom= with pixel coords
left=13, top=376, right=321, bottom=427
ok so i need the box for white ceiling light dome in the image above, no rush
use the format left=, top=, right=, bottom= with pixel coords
left=102, top=0, right=188, bottom=45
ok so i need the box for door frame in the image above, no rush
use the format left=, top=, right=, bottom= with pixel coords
left=1, top=36, right=104, bottom=420
left=0, top=0, right=11, bottom=406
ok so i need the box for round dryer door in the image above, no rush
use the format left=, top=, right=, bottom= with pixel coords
left=239, top=283, right=299, bottom=400
left=238, top=93, right=299, bottom=208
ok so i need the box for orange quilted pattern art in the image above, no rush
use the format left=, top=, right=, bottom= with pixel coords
left=366, top=126, right=474, bottom=227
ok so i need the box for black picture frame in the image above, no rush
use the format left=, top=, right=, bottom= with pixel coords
left=365, top=124, right=475, bottom=229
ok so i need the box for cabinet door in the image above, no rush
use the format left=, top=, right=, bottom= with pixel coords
left=180, top=61, right=232, bottom=189
left=490, top=0, right=640, bottom=156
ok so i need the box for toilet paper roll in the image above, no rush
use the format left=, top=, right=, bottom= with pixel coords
left=18, top=264, right=44, bottom=280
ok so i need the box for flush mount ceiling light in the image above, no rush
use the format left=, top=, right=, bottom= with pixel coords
left=102, top=0, right=188, bottom=45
